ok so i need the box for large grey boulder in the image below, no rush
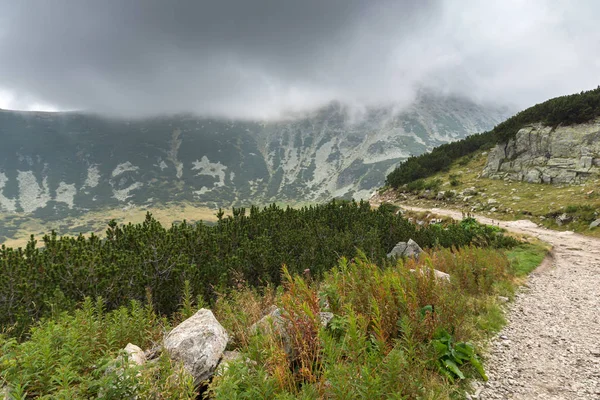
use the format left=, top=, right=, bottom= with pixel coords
left=524, top=169, right=542, bottom=183
left=387, top=239, right=423, bottom=259
left=590, top=219, right=600, bottom=228
left=164, top=309, right=228, bottom=386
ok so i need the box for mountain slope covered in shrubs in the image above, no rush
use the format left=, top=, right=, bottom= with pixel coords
left=386, top=86, right=600, bottom=188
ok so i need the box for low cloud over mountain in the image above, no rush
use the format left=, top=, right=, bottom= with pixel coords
left=0, top=0, right=598, bottom=118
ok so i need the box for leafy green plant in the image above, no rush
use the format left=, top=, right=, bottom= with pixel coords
left=449, top=174, right=461, bottom=187
left=432, top=328, right=487, bottom=382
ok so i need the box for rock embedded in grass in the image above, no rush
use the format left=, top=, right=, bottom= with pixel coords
left=124, top=343, right=146, bottom=366
left=319, top=311, right=334, bottom=327
left=409, top=267, right=451, bottom=282
left=556, top=213, right=573, bottom=225
left=387, top=238, right=423, bottom=259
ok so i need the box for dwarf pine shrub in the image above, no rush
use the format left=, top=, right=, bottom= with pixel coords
left=0, top=200, right=515, bottom=338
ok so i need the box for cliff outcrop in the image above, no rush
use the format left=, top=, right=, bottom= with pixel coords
left=482, top=119, right=600, bottom=184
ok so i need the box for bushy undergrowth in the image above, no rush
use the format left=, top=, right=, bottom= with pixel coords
left=0, top=200, right=515, bottom=338
left=209, top=246, right=516, bottom=399
left=0, top=297, right=196, bottom=399
left=0, top=243, right=542, bottom=399
left=386, top=86, right=600, bottom=188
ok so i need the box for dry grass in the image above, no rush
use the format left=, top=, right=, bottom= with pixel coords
left=0, top=201, right=224, bottom=248
left=213, top=284, right=278, bottom=349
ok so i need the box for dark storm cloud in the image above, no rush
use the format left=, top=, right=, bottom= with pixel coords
left=0, top=0, right=599, bottom=117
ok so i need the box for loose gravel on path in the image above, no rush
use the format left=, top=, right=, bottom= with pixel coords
left=400, top=206, right=600, bottom=399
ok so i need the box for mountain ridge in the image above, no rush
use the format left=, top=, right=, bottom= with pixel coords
left=0, top=93, right=509, bottom=223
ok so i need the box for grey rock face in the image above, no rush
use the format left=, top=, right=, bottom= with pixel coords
left=482, top=119, right=600, bottom=184
left=387, top=238, right=423, bottom=259
left=164, top=309, right=229, bottom=386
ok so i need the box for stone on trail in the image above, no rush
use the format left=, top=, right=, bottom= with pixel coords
left=164, top=309, right=228, bottom=386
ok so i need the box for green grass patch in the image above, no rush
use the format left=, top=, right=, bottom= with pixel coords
left=505, top=243, right=549, bottom=276
left=473, top=301, right=506, bottom=334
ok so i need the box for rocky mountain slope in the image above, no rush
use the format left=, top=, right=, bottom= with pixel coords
left=0, top=92, right=508, bottom=221
left=482, top=119, right=600, bottom=184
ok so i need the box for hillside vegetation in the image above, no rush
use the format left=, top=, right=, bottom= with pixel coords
left=0, top=200, right=515, bottom=339
left=380, top=150, right=600, bottom=237
left=386, top=86, right=600, bottom=188
left=0, top=199, right=546, bottom=399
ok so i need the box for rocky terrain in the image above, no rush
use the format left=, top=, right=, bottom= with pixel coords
left=482, top=118, right=600, bottom=184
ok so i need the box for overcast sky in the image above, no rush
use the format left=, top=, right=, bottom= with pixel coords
left=0, top=0, right=599, bottom=119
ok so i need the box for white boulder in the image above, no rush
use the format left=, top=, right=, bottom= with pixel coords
left=124, top=343, right=146, bottom=366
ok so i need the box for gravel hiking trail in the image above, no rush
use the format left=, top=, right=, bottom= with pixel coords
left=381, top=203, right=600, bottom=399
